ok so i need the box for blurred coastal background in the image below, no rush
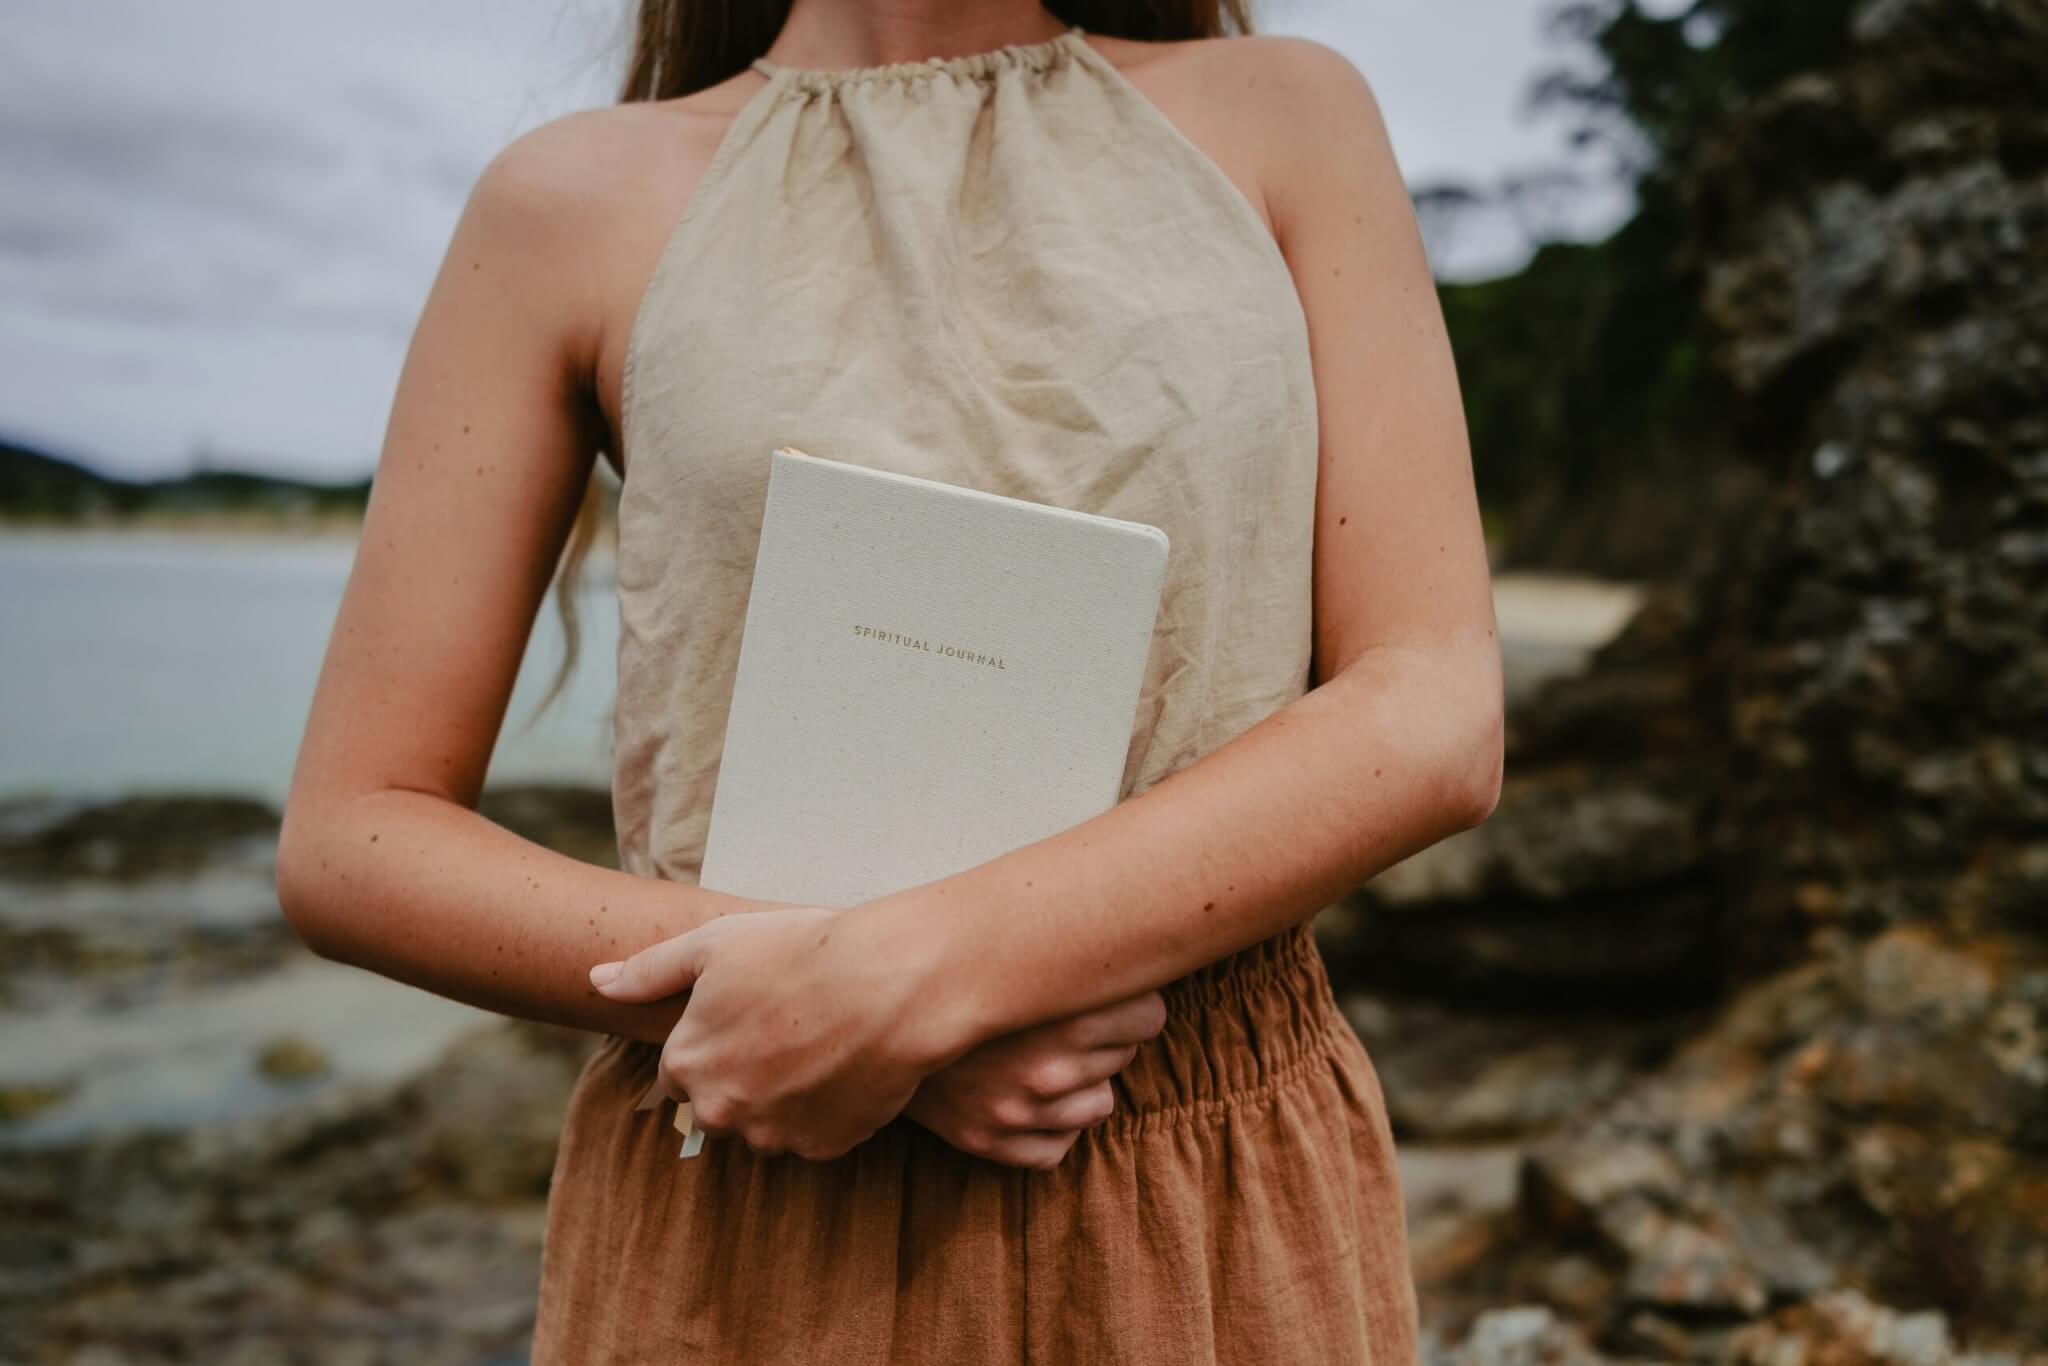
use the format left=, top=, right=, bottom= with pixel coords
left=4, top=0, right=2044, bottom=1362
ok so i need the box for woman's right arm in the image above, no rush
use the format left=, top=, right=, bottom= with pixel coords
left=274, top=113, right=744, bottom=1047
left=277, top=106, right=1163, bottom=1164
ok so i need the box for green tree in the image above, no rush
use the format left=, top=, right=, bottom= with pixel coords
left=1439, top=0, right=1858, bottom=572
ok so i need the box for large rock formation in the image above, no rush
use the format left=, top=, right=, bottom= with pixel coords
left=1690, top=0, right=2048, bottom=961
left=1343, top=0, right=2048, bottom=1357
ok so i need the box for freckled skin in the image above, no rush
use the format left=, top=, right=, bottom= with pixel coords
left=276, top=25, right=1500, bottom=1165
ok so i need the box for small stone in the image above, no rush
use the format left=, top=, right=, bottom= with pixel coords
left=255, top=1035, right=331, bottom=1081
left=0, top=1080, right=74, bottom=1123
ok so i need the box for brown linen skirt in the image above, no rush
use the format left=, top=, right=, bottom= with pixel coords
left=530, top=920, right=1420, bottom=1363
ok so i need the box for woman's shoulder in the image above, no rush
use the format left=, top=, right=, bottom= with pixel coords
left=1084, top=30, right=1393, bottom=259
left=476, top=85, right=750, bottom=217
left=1202, top=34, right=1398, bottom=213
left=471, top=80, right=777, bottom=289
left=454, top=86, right=767, bottom=439
left=1088, top=28, right=1380, bottom=117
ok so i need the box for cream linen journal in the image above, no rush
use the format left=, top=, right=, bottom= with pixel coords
left=640, top=444, right=1170, bottom=1154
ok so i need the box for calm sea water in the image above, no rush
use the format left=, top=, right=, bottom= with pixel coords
left=0, top=532, right=1639, bottom=805
left=0, top=531, right=1644, bottom=1148
left=0, top=529, right=619, bottom=803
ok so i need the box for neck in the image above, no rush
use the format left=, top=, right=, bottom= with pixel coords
left=765, top=0, right=1067, bottom=70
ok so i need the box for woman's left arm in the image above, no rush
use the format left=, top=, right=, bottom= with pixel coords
left=593, top=38, right=1503, bottom=1159
left=881, top=33, right=1504, bottom=1042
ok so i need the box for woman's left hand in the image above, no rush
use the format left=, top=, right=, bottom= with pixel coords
left=588, top=904, right=944, bottom=1161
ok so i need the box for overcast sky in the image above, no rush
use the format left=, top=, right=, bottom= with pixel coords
left=1, top=0, right=1637, bottom=482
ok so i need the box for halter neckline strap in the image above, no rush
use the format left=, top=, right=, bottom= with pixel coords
left=749, top=24, right=1087, bottom=91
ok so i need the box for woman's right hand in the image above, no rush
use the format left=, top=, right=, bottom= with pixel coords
left=902, top=989, right=1168, bottom=1169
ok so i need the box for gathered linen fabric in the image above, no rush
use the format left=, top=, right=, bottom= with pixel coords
left=532, top=24, right=1422, bottom=1364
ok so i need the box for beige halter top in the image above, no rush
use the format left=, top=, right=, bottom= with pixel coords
left=534, top=42, right=1427, bottom=1356
left=610, top=23, right=1319, bottom=884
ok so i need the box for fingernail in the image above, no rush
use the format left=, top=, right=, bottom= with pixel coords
left=590, top=961, right=622, bottom=987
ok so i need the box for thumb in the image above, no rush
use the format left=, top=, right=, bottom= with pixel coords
left=590, top=925, right=711, bottom=1002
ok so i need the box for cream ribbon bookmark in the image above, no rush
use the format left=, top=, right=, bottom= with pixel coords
left=635, top=1078, right=705, bottom=1158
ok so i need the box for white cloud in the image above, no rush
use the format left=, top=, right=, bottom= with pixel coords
left=0, top=0, right=1627, bottom=481
left=1269, top=0, right=1632, bottom=278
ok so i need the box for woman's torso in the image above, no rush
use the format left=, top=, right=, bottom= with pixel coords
left=530, top=28, right=1422, bottom=1362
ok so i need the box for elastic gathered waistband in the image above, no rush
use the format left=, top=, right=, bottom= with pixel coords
left=1098, top=920, right=1347, bottom=1136
left=1160, top=918, right=1328, bottom=1010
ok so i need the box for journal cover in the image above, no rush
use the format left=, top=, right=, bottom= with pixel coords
left=699, top=444, right=1170, bottom=906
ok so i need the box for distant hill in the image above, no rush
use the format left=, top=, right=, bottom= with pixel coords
left=0, top=435, right=370, bottom=524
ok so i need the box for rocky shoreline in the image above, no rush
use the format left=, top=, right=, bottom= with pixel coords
left=0, top=777, right=1688, bottom=1365
left=1333, top=0, right=2048, bottom=1356
left=0, top=786, right=608, bottom=1363
left=3, top=747, right=2037, bottom=1364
